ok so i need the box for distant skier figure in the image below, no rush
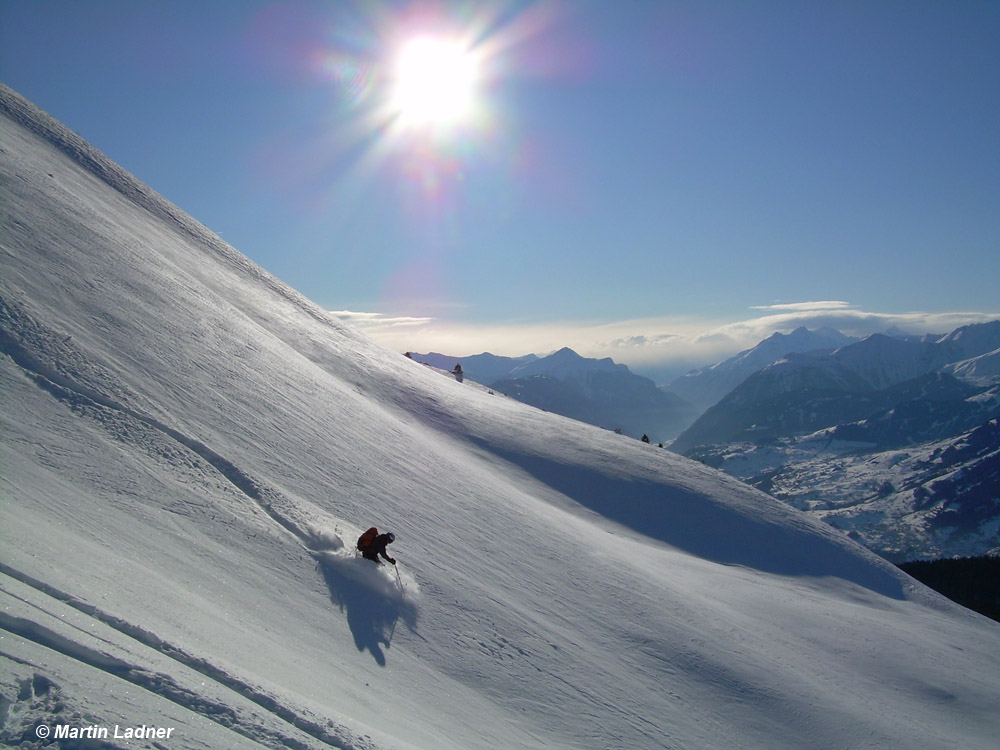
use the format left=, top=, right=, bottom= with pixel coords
left=357, top=527, right=396, bottom=565
left=452, top=363, right=464, bottom=383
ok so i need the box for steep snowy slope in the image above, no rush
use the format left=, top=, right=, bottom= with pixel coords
left=2, top=84, right=999, bottom=749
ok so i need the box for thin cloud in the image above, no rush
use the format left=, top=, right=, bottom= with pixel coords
left=710, top=308, right=1000, bottom=345
left=331, top=310, right=434, bottom=329
left=749, top=301, right=853, bottom=312
left=606, top=333, right=685, bottom=349
left=336, top=305, right=1000, bottom=381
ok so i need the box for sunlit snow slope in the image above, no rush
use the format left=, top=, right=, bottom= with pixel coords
left=2, top=84, right=999, bottom=749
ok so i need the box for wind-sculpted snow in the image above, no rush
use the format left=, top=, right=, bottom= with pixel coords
left=3, top=83, right=1000, bottom=749
left=468, top=438, right=905, bottom=598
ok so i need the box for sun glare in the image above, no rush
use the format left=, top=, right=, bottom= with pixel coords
left=392, top=37, right=478, bottom=127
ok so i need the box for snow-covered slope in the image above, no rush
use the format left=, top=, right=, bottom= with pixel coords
left=689, top=418, right=1000, bottom=562
left=945, top=347, right=1000, bottom=384
left=828, top=333, right=961, bottom=391
left=2, top=84, right=999, bottom=749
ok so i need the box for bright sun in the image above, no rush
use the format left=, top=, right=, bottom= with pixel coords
left=391, top=37, right=478, bottom=127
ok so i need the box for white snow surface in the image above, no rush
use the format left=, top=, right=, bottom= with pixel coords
left=705, top=433, right=1000, bottom=562
left=945, top=347, right=1000, bottom=384
left=2, top=84, right=999, bottom=749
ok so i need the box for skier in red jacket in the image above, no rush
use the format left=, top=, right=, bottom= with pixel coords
left=357, top=527, right=396, bottom=565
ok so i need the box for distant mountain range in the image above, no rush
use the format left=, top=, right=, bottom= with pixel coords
left=669, top=320, right=1000, bottom=560
left=417, top=321, right=1000, bottom=560
left=663, top=326, right=858, bottom=412
left=410, top=347, right=697, bottom=442
left=671, top=321, right=1000, bottom=454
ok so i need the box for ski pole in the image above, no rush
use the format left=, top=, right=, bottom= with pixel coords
left=394, top=562, right=403, bottom=590
left=388, top=615, right=398, bottom=644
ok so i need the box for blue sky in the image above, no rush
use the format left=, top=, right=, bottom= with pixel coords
left=3, top=0, right=998, bottom=380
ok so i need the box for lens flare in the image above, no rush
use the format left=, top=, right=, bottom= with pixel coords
left=391, top=37, right=479, bottom=128
left=316, top=51, right=374, bottom=107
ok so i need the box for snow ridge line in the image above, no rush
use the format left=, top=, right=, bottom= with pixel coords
left=0, top=83, right=341, bottom=332
left=0, top=297, right=322, bottom=553
left=0, top=562, right=361, bottom=750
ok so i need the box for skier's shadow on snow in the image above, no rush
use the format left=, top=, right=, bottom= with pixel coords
left=318, top=557, right=418, bottom=666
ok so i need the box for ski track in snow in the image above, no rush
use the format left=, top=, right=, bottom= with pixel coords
left=1, top=292, right=323, bottom=554
left=0, top=295, right=406, bottom=748
left=1, top=290, right=421, bottom=579
left=0, top=563, right=366, bottom=749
